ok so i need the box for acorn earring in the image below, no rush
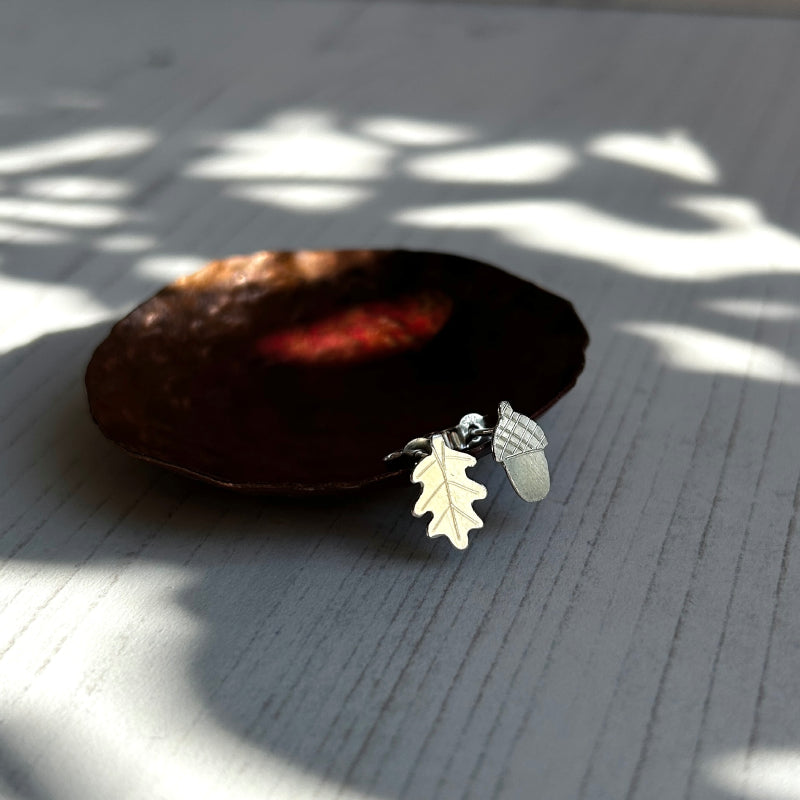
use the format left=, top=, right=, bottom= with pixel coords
left=492, top=401, right=550, bottom=503
left=385, top=401, right=551, bottom=550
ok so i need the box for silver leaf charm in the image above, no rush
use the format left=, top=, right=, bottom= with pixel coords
left=411, top=434, right=487, bottom=550
left=492, top=401, right=550, bottom=502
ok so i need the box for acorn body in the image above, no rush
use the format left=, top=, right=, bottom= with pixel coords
left=492, top=401, right=550, bottom=502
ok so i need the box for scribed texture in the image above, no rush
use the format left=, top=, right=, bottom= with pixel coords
left=412, top=434, right=487, bottom=550
left=492, top=400, right=551, bottom=502
left=85, top=249, right=589, bottom=494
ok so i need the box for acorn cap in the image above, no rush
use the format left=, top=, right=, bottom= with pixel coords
left=492, top=401, right=547, bottom=463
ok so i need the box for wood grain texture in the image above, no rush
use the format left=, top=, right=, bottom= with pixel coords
left=1, top=2, right=799, bottom=799
left=398, top=0, right=800, bottom=19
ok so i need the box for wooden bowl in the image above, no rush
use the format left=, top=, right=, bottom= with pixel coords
left=86, top=249, right=589, bottom=493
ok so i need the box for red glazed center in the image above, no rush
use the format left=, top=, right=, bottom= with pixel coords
left=255, top=289, right=453, bottom=365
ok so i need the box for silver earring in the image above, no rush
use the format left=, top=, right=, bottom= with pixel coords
left=385, top=402, right=550, bottom=550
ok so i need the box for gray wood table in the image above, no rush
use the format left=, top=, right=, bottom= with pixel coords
left=1, top=1, right=799, bottom=798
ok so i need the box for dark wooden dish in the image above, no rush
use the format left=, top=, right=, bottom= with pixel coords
left=85, top=249, right=589, bottom=494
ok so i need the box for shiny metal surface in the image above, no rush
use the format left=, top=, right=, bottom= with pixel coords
left=492, top=400, right=551, bottom=502
left=411, top=433, right=487, bottom=550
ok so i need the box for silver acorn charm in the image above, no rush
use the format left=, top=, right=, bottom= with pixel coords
left=492, top=401, right=550, bottom=502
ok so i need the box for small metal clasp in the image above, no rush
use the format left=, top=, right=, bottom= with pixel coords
left=384, top=413, right=493, bottom=464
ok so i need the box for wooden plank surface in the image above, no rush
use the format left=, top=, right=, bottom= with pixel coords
left=406, top=0, right=800, bottom=19
left=1, top=1, right=799, bottom=798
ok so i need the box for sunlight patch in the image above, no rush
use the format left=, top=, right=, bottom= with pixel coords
left=589, top=130, right=719, bottom=184
left=618, top=321, right=800, bottom=384
left=673, top=195, right=763, bottom=227
left=0, top=197, right=132, bottom=228
left=0, top=276, right=119, bottom=353
left=357, top=115, right=475, bottom=146
left=406, top=142, right=575, bottom=184
left=229, top=182, right=370, bottom=212
left=706, top=749, right=800, bottom=799
left=135, top=255, right=207, bottom=283
left=0, top=220, right=71, bottom=245
left=395, top=198, right=800, bottom=280
left=187, top=112, right=390, bottom=182
left=0, top=128, right=155, bottom=174
left=0, top=560, right=388, bottom=800
left=94, top=233, right=157, bottom=253
left=703, top=298, right=800, bottom=321
left=22, top=175, right=131, bottom=201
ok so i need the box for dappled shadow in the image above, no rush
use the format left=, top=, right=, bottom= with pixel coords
left=2, top=2, right=800, bottom=799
